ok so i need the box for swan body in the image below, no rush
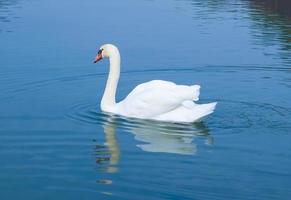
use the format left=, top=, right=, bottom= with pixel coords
left=94, top=44, right=217, bottom=123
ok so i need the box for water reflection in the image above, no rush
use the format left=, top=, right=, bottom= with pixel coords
left=102, top=115, right=213, bottom=155
left=129, top=121, right=212, bottom=155
left=249, top=0, right=291, bottom=19
left=0, top=0, right=19, bottom=32
left=247, top=0, right=291, bottom=64
left=185, top=0, right=291, bottom=65
left=95, top=120, right=120, bottom=174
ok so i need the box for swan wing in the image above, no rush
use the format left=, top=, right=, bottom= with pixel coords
left=125, top=80, right=176, bottom=98
left=117, top=80, right=200, bottom=118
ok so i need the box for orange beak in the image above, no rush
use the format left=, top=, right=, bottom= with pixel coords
left=94, top=50, right=103, bottom=63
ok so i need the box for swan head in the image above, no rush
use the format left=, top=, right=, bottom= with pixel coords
left=94, top=44, right=119, bottom=63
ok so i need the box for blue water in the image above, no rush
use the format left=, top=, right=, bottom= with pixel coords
left=1, top=0, right=291, bottom=199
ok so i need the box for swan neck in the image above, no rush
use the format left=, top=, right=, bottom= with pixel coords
left=101, top=51, right=120, bottom=112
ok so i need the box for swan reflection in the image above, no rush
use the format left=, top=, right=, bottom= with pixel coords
left=102, top=115, right=213, bottom=155
left=95, top=120, right=120, bottom=174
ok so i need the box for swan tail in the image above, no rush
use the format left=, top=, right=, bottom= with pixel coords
left=153, top=101, right=217, bottom=123
left=192, top=102, right=217, bottom=122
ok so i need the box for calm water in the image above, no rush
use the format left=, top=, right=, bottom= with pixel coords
left=1, top=0, right=291, bottom=199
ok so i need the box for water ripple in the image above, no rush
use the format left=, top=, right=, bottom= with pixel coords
left=66, top=98, right=291, bottom=135
left=1, top=65, right=289, bottom=102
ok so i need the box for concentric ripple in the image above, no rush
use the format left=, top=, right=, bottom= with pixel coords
left=1, top=65, right=290, bottom=101
left=65, top=98, right=291, bottom=156
left=66, top=98, right=291, bottom=136
left=210, top=99, right=291, bottom=131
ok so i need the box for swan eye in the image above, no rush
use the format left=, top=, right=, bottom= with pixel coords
left=98, top=49, right=103, bottom=55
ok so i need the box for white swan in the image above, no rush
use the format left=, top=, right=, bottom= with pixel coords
left=94, top=44, right=217, bottom=123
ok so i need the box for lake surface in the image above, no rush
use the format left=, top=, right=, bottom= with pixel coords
left=1, top=0, right=291, bottom=199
